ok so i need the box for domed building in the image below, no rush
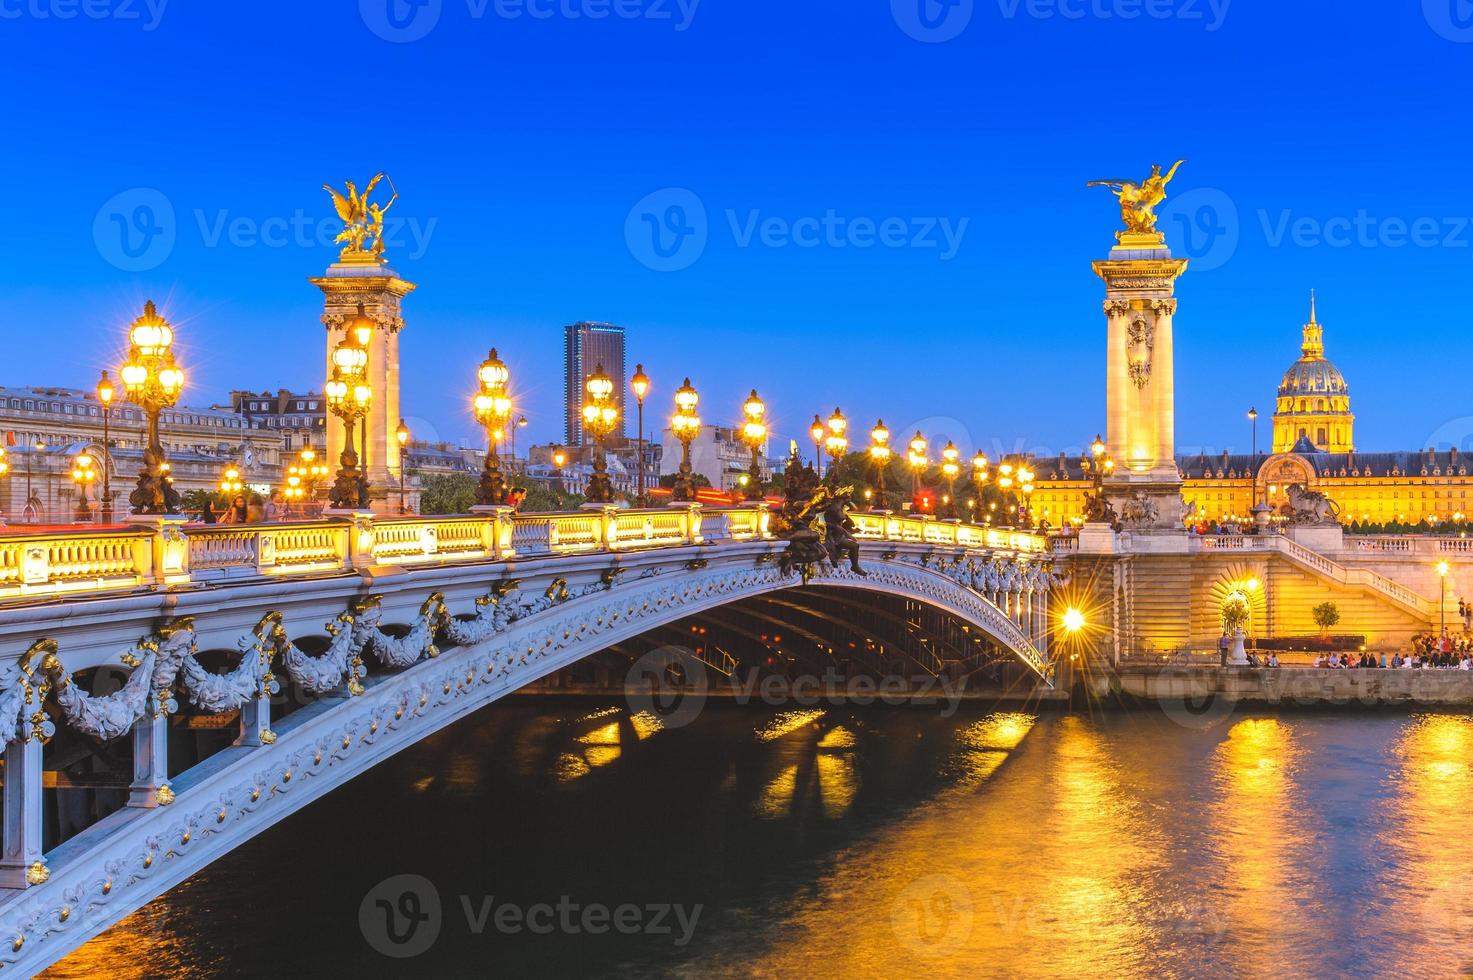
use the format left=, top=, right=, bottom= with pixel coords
left=1271, top=292, right=1354, bottom=453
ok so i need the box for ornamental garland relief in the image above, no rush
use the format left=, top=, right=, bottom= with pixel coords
left=1126, top=316, right=1154, bottom=389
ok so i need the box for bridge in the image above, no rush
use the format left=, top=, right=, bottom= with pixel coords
left=0, top=504, right=1054, bottom=973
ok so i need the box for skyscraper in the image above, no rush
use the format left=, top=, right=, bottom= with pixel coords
left=563, top=321, right=626, bottom=446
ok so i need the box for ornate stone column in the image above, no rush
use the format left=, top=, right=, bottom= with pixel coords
left=311, top=256, right=416, bottom=511
left=1092, top=227, right=1189, bottom=534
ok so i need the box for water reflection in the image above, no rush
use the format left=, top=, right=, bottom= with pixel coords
left=48, top=708, right=1473, bottom=979
left=1381, top=713, right=1473, bottom=972
left=1210, top=717, right=1302, bottom=967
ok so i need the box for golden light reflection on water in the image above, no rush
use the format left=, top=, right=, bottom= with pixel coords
left=755, top=709, right=825, bottom=742
left=1210, top=717, right=1300, bottom=964
left=1386, top=714, right=1473, bottom=943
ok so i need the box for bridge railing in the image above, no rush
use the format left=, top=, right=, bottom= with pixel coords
left=0, top=504, right=1047, bottom=602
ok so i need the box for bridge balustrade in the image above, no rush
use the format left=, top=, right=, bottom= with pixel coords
left=0, top=506, right=1044, bottom=602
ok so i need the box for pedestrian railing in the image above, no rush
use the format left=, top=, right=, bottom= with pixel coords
left=0, top=504, right=1048, bottom=603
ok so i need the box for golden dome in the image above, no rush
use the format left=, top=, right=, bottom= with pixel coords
left=1277, top=291, right=1349, bottom=397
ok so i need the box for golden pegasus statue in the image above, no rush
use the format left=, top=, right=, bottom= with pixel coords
left=1087, top=160, right=1184, bottom=240
left=323, top=173, right=397, bottom=257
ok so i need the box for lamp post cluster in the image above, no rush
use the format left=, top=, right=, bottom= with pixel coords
left=325, top=304, right=374, bottom=510
left=120, top=300, right=184, bottom=516
left=631, top=364, right=650, bottom=505
left=670, top=378, right=701, bottom=502
left=583, top=364, right=619, bottom=503
left=740, top=390, right=767, bottom=502
left=474, top=348, right=513, bottom=507
left=1082, top=433, right=1116, bottom=523
left=70, top=453, right=96, bottom=522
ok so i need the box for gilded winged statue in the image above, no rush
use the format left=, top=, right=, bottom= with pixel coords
left=323, top=173, right=396, bottom=256
left=1087, top=160, right=1184, bottom=237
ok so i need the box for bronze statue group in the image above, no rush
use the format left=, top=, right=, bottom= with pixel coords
left=772, top=449, right=865, bottom=581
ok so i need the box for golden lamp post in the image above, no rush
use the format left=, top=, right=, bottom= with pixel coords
left=1438, top=560, right=1451, bottom=636
left=95, top=370, right=115, bottom=522
left=809, top=414, right=826, bottom=478
left=473, top=349, right=513, bottom=508
left=869, top=420, right=891, bottom=511
left=1018, top=463, right=1036, bottom=528
left=670, top=377, right=701, bottom=503
left=325, top=330, right=371, bottom=510
left=1082, top=434, right=1116, bottom=523
left=824, top=408, right=848, bottom=484
left=740, top=390, right=768, bottom=502
left=582, top=364, right=619, bottom=504
left=70, top=453, right=96, bottom=522
left=219, top=464, right=244, bottom=496
left=119, top=300, right=184, bottom=516
left=631, top=364, right=650, bottom=505
left=551, top=447, right=568, bottom=496
left=940, top=441, right=960, bottom=519
left=907, top=431, right=928, bottom=503
left=396, top=419, right=410, bottom=514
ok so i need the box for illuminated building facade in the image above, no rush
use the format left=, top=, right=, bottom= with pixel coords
left=1030, top=297, right=1471, bottom=529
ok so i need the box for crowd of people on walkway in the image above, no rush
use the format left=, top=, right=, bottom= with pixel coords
left=1308, top=634, right=1473, bottom=669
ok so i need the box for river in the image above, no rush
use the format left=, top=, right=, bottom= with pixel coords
left=44, top=701, right=1473, bottom=978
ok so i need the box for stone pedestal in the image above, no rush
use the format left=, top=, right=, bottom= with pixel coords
left=1229, top=629, right=1248, bottom=666
left=1076, top=522, right=1117, bottom=554
left=311, top=253, right=416, bottom=494
left=1287, top=522, right=1345, bottom=554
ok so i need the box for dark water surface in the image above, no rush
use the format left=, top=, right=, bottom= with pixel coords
left=45, top=702, right=1473, bottom=978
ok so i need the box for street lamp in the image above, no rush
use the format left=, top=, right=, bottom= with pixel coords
left=119, top=300, right=184, bottom=516
left=396, top=419, right=410, bottom=514
left=1248, top=406, right=1259, bottom=506
left=1018, top=464, right=1036, bottom=528
left=869, top=420, right=891, bottom=511
left=824, top=407, right=848, bottom=483
left=740, top=390, right=767, bottom=502
left=631, top=364, right=650, bottom=505
left=96, top=370, right=115, bottom=522
left=1438, top=560, right=1451, bottom=636
left=582, top=364, right=619, bottom=503
left=0, top=446, right=7, bottom=521
left=1083, top=434, right=1116, bottom=523
left=907, top=431, right=928, bottom=505
left=70, top=454, right=96, bottom=522
left=671, top=377, right=701, bottom=503
left=810, top=415, right=826, bottom=477
left=940, top=441, right=960, bottom=519
left=551, top=447, right=568, bottom=497
left=219, top=465, right=244, bottom=495
left=25, top=439, right=44, bottom=523
left=473, top=348, right=513, bottom=508
left=325, top=331, right=371, bottom=510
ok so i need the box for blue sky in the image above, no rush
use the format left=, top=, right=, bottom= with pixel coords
left=4, top=0, right=1473, bottom=459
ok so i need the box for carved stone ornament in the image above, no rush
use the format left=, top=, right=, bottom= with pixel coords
left=1127, top=316, right=1154, bottom=389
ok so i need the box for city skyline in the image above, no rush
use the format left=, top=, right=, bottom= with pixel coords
left=5, top=4, right=1473, bottom=460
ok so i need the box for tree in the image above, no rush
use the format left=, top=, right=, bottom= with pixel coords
left=1312, top=601, right=1341, bottom=635
left=521, top=483, right=583, bottom=512
left=420, top=473, right=477, bottom=515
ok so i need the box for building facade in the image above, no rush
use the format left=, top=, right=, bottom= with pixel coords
left=563, top=322, right=626, bottom=447
left=225, top=389, right=328, bottom=452
left=0, top=385, right=283, bottom=520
